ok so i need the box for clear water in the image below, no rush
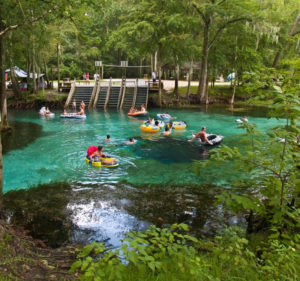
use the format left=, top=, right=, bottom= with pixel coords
left=3, top=107, right=285, bottom=247
left=3, top=107, right=283, bottom=192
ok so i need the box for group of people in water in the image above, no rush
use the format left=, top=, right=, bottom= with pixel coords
left=87, top=134, right=136, bottom=165
left=62, top=100, right=86, bottom=116
left=129, top=105, right=146, bottom=113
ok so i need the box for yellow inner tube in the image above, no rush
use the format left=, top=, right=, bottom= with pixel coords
left=85, top=157, right=119, bottom=168
left=140, top=125, right=160, bottom=133
left=173, top=122, right=187, bottom=130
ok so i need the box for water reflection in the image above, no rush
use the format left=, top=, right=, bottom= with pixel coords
left=4, top=182, right=246, bottom=248
left=2, top=121, right=43, bottom=154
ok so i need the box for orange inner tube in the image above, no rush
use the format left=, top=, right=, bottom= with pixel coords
left=128, top=111, right=148, bottom=116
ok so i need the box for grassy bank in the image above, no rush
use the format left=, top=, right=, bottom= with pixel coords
left=8, top=90, right=68, bottom=110
left=150, top=84, right=274, bottom=108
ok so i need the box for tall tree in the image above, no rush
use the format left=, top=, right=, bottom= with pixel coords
left=192, top=0, right=255, bottom=103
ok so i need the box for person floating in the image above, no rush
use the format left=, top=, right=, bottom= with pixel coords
left=45, top=107, right=52, bottom=115
left=124, top=137, right=136, bottom=145
left=77, top=107, right=85, bottom=115
left=90, top=146, right=116, bottom=165
left=189, top=127, right=213, bottom=145
left=129, top=107, right=137, bottom=113
left=141, top=105, right=146, bottom=112
left=163, top=126, right=172, bottom=136
left=80, top=100, right=86, bottom=111
left=72, top=99, right=76, bottom=112
left=86, top=145, right=98, bottom=160
left=236, top=116, right=248, bottom=123
left=104, top=135, right=111, bottom=142
left=167, top=121, right=173, bottom=130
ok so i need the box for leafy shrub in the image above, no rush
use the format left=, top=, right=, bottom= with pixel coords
left=69, top=224, right=300, bottom=281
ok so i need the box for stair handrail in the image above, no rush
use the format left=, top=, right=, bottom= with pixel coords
left=64, top=80, right=76, bottom=108
left=132, top=78, right=138, bottom=108
left=89, top=80, right=98, bottom=109
left=93, top=80, right=102, bottom=108
left=104, top=77, right=112, bottom=110
left=145, top=79, right=150, bottom=109
left=118, top=77, right=127, bottom=109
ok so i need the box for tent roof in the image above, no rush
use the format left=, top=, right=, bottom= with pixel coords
left=5, top=66, right=44, bottom=78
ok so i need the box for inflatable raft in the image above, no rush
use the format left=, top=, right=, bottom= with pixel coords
left=60, top=113, right=86, bottom=119
left=140, top=120, right=164, bottom=133
left=157, top=113, right=172, bottom=121
left=172, top=121, right=187, bottom=130
left=128, top=111, right=148, bottom=117
left=236, top=117, right=248, bottom=123
left=39, top=107, right=55, bottom=117
left=199, top=134, right=224, bottom=146
left=85, top=156, right=119, bottom=168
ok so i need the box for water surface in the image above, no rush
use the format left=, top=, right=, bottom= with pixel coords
left=3, top=107, right=283, bottom=247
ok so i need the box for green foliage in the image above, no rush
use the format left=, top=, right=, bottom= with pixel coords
left=197, top=73, right=300, bottom=241
left=70, top=224, right=300, bottom=281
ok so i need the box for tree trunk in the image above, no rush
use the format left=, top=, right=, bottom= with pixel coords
left=230, top=71, right=237, bottom=105
left=43, top=58, right=50, bottom=88
left=158, top=66, right=162, bottom=107
left=272, top=49, right=281, bottom=68
left=139, top=59, right=143, bottom=78
left=173, top=63, right=179, bottom=99
left=154, top=51, right=158, bottom=72
left=186, top=60, right=193, bottom=103
left=10, top=66, right=22, bottom=99
left=37, top=64, right=41, bottom=90
left=32, top=42, right=37, bottom=93
left=57, top=44, right=60, bottom=92
left=0, top=133, right=4, bottom=219
left=0, top=33, right=9, bottom=130
left=205, top=74, right=209, bottom=104
left=197, top=24, right=209, bottom=103
left=150, top=54, right=153, bottom=73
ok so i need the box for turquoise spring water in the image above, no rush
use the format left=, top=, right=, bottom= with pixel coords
left=3, top=107, right=284, bottom=193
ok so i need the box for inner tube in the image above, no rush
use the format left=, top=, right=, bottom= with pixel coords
left=128, top=111, right=148, bottom=117
left=199, top=134, right=224, bottom=146
left=140, top=120, right=164, bottom=133
left=157, top=113, right=171, bottom=121
left=172, top=121, right=187, bottom=130
left=236, top=118, right=248, bottom=123
left=40, top=112, right=55, bottom=117
left=140, top=124, right=160, bottom=133
left=85, top=157, right=119, bottom=168
left=60, top=114, right=86, bottom=119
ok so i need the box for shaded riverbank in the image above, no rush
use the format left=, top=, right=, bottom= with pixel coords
left=3, top=182, right=246, bottom=248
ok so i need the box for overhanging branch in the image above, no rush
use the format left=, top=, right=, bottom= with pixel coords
left=289, top=10, right=300, bottom=36
left=192, top=3, right=208, bottom=24
left=0, top=2, right=60, bottom=37
left=208, top=17, right=250, bottom=49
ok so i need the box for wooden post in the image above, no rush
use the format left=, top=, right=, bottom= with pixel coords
left=93, top=80, right=101, bottom=108
left=89, top=80, right=98, bottom=109
left=57, top=43, right=60, bottom=92
left=104, top=77, right=112, bottom=110
left=132, top=78, right=138, bottom=108
left=145, top=78, right=149, bottom=109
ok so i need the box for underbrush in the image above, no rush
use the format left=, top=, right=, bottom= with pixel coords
left=70, top=224, right=300, bottom=281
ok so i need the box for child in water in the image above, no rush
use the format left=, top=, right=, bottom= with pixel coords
left=163, top=126, right=172, bottom=136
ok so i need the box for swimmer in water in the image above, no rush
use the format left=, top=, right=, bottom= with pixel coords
left=124, top=137, right=136, bottom=145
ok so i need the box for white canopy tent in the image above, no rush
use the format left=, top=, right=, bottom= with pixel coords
left=5, top=66, right=44, bottom=79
